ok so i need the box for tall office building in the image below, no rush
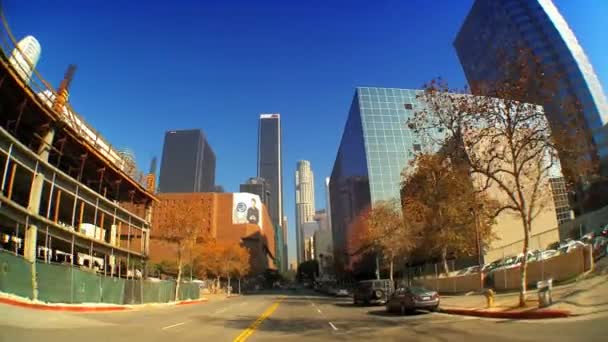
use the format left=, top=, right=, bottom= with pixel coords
left=295, top=160, right=316, bottom=264
left=454, top=0, right=608, bottom=180
left=325, top=177, right=332, bottom=234
left=159, top=129, right=216, bottom=193
left=330, top=87, right=563, bottom=272
left=258, top=114, right=286, bottom=270
left=240, top=177, right=270, bottom=206
left=9, top=35, right=41, bottom=83
left=330, top=88, right=440, bottom=271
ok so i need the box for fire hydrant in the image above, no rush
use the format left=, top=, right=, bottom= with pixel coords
left=484, top=289, right=495, bottom=308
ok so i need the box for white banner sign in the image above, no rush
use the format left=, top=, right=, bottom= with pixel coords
left=232, top=193, right=263, bottom=229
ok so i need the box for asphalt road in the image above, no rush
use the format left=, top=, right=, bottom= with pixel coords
left=1, top=290, right=606, bottom=342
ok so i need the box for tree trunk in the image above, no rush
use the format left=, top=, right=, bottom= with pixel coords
left=175, top=245, right=182, bottom=301
left=519, top=219, right=531, bottom=307
left=228, top=274, right=231, bottom=295
left=389, top=256, right=394, bottom=283
left=238, top=278, right=241, bottom=294
left=441, top=247, right=449, bottom=275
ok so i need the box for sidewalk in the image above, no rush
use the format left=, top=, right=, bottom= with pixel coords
left=439, top=257, right=608, bottom=319
left=0, top=292, right=209, bottom=312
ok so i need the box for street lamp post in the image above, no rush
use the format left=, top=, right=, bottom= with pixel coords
left=470, top=207, right=483, bottom=288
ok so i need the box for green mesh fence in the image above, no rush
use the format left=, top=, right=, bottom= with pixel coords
left=178, top=282, right=200, bottom=300
left=2, top=252, right=199, bottom=304
left=36, top=262, right=73, bottom=303
left=142, top=280, right=175, bottom=303
left=0, top=250, right=33, bottom=299
left=100, top=276, right=125, bottom=304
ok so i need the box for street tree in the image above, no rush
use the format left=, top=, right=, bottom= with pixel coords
left=361, top=199, right=418, bottom=282
left=401, top=152, right=497, bottom=275
left=153, top=199, right=206, bottom=300
left=409, top=47, right=592, bottom=306
left=198, top=240, right=224, bottom=291
left=232, top=245, right=251, bottom=294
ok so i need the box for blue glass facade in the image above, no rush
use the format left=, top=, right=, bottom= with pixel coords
left=454, top=0, right=608, bottom=175
left=330, top=87, right=440, bottom=269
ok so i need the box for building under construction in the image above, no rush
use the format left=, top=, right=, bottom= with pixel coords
left=0, top=9, right=158, bottom=301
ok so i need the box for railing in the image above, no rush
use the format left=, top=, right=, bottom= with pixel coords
left=0, top=6, right=147, bottom=188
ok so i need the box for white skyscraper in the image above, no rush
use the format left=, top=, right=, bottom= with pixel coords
left=295, top=160, right=315, bottom=264
left=9, top=35, right=41, bottom=83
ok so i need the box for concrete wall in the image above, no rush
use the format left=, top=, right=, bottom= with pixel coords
left=493, top=245, right=593, bottom=291
left=414, top=273, right=483, bottom=294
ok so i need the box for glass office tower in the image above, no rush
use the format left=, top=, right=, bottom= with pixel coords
left=454, top=0, right=608, bottom=177
left=159, top=129, right=216, bottom=193
left=329, top=87, right=440, bottom=269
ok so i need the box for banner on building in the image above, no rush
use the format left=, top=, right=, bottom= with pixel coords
left=232, top=193, right=263, bottom=229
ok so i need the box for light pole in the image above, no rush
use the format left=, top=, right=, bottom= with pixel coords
left=470, top=207, right=483, bottom=288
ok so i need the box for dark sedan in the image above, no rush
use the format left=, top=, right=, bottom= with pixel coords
left=386, top=287, right=440, bottom=314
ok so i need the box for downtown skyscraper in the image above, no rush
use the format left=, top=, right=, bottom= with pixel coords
left=158, top=129, right=216, bottom=193
left=295, top=160, right=316, bottom=264
left=454, top=0, right=608, bottom=195
left=258, top=114, right=286, bottom=271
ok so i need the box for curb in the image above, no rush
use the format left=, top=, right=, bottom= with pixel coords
left=175, top=298, right=209, bottom=306
left=440, top=307, right=571, bottom=319
left=0, top=296, right=130, bottom=312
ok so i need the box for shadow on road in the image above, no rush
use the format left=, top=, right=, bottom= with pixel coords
left=368, top=309, right=429, bottom=317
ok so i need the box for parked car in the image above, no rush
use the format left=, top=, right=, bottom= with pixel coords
left=539, top=249, right=559, bottom=260
left=580, top=232, right=595, bottom=245
left=558, top=240, right=586, bottom=254
left=592, top=236, right=608, bottom=260
left=353, top=279, right=394, bottom=305
left=386, top=287, right=440, bottom=314
left=335, top=288, right=350, bottom=297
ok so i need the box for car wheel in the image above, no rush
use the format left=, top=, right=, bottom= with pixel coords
left=400, top=303, right=406, bottom=315
left=430, top=305, right=439, bottom=312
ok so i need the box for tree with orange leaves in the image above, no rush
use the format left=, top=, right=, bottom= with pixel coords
left=152, top=199, right=206, bottom=300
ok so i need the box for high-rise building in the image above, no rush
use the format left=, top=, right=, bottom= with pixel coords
left=240, top=177, right=270, bottom=206
left=330, top=88, right=438, bottom=270
left=295, top=160, right=316, bottom=264
left=159, top=129, right=216, bottom=193
left=257, top=114, right=286, bottom=270
left=330, top=87, right=563, bottom=272
left=9, top=35, right=41, bottom=83
left=282, top=216, right=288, bottom=272
left=454, top=0, right=608, bottom=179
left=325, top=177, right=332, bottom=234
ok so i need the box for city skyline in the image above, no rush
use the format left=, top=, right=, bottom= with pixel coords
left=8, top=0, right=606, bottom=266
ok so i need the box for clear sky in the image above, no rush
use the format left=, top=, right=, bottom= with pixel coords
left=5, top=0, right=606, bottom=266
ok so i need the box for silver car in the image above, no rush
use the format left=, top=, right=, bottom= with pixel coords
left=386, top=287, right=440, bottom=314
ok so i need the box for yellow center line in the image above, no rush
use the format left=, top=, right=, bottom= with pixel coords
left=233, top=297, right=285, bottom=342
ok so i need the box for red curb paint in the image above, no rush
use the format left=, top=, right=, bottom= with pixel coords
left=441, top=307, right=570, bottom=319
left=0, top=297, right=129, bottom=312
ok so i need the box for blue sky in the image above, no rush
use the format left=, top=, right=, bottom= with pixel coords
left=6, top=0, right=606, bottom=265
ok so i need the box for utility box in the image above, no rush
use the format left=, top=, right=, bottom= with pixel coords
left=537, top=279, right=553, bottom=308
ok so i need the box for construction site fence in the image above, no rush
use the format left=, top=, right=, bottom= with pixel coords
left=0, top=250, right=201, bottom=304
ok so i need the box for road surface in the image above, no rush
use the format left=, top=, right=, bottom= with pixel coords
left=1, top=290, right=605, bottom=341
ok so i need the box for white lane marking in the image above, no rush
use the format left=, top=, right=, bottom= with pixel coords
left=161, top=321, right=189, bottom=330
left=238, top=301, right=248, bottom=306
left=317, top=308, right=322, bottom=314
left=328, top=322, right=338, bottom=331
left=214, top=308, right=227, bottom=314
